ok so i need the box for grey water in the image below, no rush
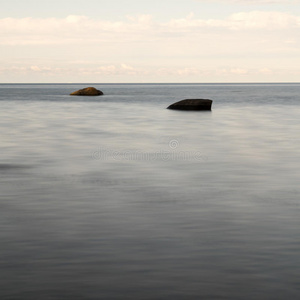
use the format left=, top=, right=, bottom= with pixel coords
left=0, top=83, right=300, bottom=299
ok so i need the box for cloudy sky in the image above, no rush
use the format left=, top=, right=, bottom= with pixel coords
left=1, top=0, right=300, bottom=82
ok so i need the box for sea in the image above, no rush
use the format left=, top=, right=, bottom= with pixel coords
left=0, top=83, right=299, bottom=299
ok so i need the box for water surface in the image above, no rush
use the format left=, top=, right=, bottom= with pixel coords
left=1, top=83, right=300, bottom=299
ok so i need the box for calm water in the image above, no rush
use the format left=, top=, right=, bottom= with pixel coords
left=1, top=83, right=300, bottom=299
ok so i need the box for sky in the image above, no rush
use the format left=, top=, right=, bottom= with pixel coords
left=1, top=0, right=300, bottom=83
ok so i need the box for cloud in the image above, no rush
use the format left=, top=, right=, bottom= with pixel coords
left=167, top=11, right=300, bottom=30
left=0, top=14, right=155, bottom=45
left=0, top=64, right=144, bottom=77
left=230, top=68, right=249, bottom=75
left=227, top=11, right=300, bottom=29
left=0, top=64, right=291, bottom=77
left=193, top=0, right=300, bottom=4
left=1, top=12, right=299, bottom=82
left=2, top=63, right=300, bottom=82
left=0, top=11, right=300, bottom=46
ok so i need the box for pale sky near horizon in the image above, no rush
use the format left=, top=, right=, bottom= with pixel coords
left=1, top=0, right=300, bottom=83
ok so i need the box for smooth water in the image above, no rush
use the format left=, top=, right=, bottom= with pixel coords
left=1, top=83, right=300, bottom=299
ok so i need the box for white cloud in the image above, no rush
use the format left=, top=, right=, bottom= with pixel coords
left=194, top=0, right=300, bottom=4
left=230, top=68, right=249, bottom=75
left=0, top=14, right=161, bottom=46
left=0, top=64, right=144, bottom=77
left=1, top=63, right=300, bottom=82
left=167, top=11, right=300, bottom=30
left=0, top=64, right=290, bottom=77
left=1, top=11, right=300, bottom=82
left=259, top=67, right=273, bottom=74
left=228, top=11, right=300, bottom=29
left=0, top=12, right=300, bottom=46
left=30, top=66, right=39, bottom=72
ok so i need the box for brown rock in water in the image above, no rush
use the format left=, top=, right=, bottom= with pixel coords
left=167, top=99, right=213, bottom=110
left=70, top=87, right=103, bottom=96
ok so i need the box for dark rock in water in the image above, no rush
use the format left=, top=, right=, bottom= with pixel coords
left=70, top=87, right=103, bottom=96
left=167, top=99, right=213, bottom=110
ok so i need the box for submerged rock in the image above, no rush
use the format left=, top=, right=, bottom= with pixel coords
left=167, top=99, right=213, bottom=110
left=70, top=87, right=104, bottom=96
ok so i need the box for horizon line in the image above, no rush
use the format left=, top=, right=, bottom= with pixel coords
left=1, top=82, right=300, bottom=85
